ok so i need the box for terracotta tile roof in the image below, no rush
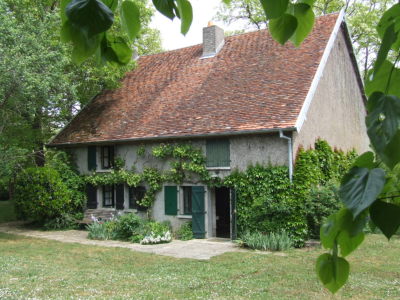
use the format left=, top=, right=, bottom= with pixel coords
left=50, top=14, right=339, bottom=146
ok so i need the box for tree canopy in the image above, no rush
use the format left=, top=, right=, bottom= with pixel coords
left=0, top=0, right=162, bottom=197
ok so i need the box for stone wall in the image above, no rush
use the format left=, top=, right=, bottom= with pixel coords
left=292, top=28, right=370, bottom=156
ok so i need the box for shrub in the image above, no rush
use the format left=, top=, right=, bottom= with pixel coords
left=114, top=213, right=144, bottom=240
left=14, top=167, right=73, bottom=224
left=140, top=221, right=172, bottom=244
left=43, top=213, right=83, bottom=230
left=87, top=221, right=112, bottom=240
left=305, top=183, right=341, bottom=239
left=240, top=231, right=293, bottom=251
left=46, top=150, right=86, bottom=213
left=175, top=221, right=193, bottom=240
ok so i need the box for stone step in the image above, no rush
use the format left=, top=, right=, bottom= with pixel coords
left=82, top=209, right=118, bottom=224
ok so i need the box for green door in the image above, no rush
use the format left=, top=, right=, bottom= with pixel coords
left=192, top=186, right=206, bottom=238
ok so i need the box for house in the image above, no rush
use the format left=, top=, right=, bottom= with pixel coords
left=48, top=11, right=369, bottom=239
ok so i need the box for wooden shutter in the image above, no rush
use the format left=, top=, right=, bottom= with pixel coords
left=206, top=139, right=230, bottom=167
left=192, top=186, right=206, bottom=238
left=116, top=184, right=125, bottom=210
left=88, top=146, right=97, bottom=171
left=164, top=186, right=177, bottom=215
left=86, top=184, right=97, bottom=209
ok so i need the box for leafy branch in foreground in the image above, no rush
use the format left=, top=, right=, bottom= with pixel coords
left=60, top=0, right=193, bottom=64
left=316, top=3, right=400, bottom=293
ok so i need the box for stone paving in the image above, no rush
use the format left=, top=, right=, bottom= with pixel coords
left=0, top=222, right=250, bottom=260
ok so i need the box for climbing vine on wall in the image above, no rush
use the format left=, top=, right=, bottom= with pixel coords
left=85, top=143, right=213, bottom=208
left=85, top=139, right=356, bottom=246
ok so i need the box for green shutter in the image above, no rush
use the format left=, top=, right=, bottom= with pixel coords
left=164, top=186, right=177, bottom=215
left=206, top=139, right=230, bottom=167
left=88, top=146, right=97, bottom=171
left=192, top=186, right=206, bottom=238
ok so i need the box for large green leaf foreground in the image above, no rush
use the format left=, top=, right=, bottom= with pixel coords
left=317, top=2, right=400, bottom=294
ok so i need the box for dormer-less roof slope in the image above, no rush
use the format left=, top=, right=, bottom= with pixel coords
left=50, top=14, right=340, bottom=146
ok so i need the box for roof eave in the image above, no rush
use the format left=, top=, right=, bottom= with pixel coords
left=47, top=126, right=297, bottom=148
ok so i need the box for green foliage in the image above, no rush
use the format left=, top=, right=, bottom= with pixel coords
left=114, top=213, right=144, bottom=240
left=86, top=143, right=211, bottom=208
left=87, top=213, right=171, bottom=244
left=339, top=167, right=386, bottom=217
left=60, top=0, right=183, bottom=63
left=224, top=165, right=306, bottom=244
left=316, top=252, right=349, bottom=293
left=87, top=221, right=112, bottom=240
left=175, top=221, right=193, bottom=240
left=43, top=213, right=83, bottom=230
left=240, top=230, right=293, bottom=251
left=305, top=183, right=341, bottom=239
left=14, top=167, right=74, bottom=224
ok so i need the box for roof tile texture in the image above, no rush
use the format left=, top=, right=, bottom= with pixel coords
left=51, top=14, right=338, bottom=145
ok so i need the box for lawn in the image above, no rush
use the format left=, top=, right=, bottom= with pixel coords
left=0, top=234, right=398, bottom=299
left=0, top=200, right=16, bottom=223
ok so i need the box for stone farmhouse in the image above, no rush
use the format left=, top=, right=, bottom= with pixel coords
left=49, top=12, right=369, bottom=239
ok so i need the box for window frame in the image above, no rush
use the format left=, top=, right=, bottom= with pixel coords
left=101, top=146, right=114, bottom=169
left=102, top=185, right=115, bottom=208
left=128, top=186, right=147, bottom=211
left=181, top=186, right=192, bottom=215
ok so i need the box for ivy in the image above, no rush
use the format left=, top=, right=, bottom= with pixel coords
left=85, top=140, right=354, bottom=246
left=85, top=143, right=211, bottom=209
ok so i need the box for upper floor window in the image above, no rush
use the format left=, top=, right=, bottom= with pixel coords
left=206, top=139, right=230, bottom=168
left=101, top=146, right=114, bottom=169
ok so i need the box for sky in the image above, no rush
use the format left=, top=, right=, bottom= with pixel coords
left=150, top=0, right=226, bottom=50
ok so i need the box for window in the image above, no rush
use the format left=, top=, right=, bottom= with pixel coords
left=182, top=186, right=192, bottom=215
left=206, top=139, right=230, bottom=167
left=102, top=185, right=114, bottom=207
left=129, top=186, right=147, bottom=211
left=101, top=146, right=114, bottom=169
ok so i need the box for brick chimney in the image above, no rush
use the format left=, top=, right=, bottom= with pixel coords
left=202, top=22, right=224, bottom=58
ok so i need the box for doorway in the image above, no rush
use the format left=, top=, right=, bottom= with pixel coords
left=215, top=187, right=231, bottom=238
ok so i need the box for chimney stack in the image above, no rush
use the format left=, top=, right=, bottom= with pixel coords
left=202, top=23, right=224, bottom=58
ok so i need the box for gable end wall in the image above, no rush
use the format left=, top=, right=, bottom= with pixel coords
left=293, top=29, right=369, bottom=155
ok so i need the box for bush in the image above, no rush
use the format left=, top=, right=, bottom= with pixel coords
left=175, top=221, right=193, bottom=240
left=43, top=213, right=83, bottom=230
left=305, top=183, right=341, bottom=239
left=240, top=231, right=293, bottom=251
left=114, top=213, right=144, bottom=240
left=86, top=214, right=172, bottom=244
left=140, top=221, right=172, bottom=245
left=87, top=221, right=112, bottom=240
left=14, top=167, right=74, bottom=224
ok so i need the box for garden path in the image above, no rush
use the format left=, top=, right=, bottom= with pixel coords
left=0, top=222, right=253, bottom=260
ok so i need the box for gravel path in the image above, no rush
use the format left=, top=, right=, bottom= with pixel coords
left=0, top=222, right=249, bottom=260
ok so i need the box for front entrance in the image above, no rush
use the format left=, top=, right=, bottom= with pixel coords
left=215, top=187, right=231, bottom=238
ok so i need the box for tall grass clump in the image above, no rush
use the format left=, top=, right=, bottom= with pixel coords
left=241, top=231, right=293, bottom=251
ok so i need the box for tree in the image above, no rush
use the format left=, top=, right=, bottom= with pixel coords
left=0, top=0, right=162, bottom=198
left=215, top=0, right=396, bottom=78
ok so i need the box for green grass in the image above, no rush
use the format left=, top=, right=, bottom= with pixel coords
left=0, top=200, right=16, bottom=223
left=0, top=234, right=398, bottom=299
